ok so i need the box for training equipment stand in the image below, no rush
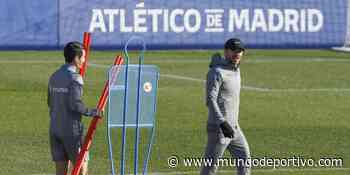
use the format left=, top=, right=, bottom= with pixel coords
left=107, top=37, right=159, bottom=175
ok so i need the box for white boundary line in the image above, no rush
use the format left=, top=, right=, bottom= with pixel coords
left=89, top=63, right=269, bottom=92
left=89, top=63, right=350, bottom=92
left=267, top=88, right=350, bottom=92
left=161, top=74, right=270, bottom=92
left=244, top=58, right=350, bottom=63
left=3, top=61, right=348, bottom=92
left=0, top=60, right=62, bottom=63
left=1, top=57, right=350, bottom=64
left=161, top=74, right=350, bottom=92
left=161, top=74, right=204, bottom=83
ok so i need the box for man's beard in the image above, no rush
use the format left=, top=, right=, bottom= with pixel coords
left=233, top=63, right=240, bottom=71
left=229, top=59, right=240, bottom=71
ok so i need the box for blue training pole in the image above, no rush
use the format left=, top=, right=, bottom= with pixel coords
left=123, top=36, right=146, bottom=175
left=121, top=53, right=130, bottom=175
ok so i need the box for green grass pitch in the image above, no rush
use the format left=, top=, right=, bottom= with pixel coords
left=0, top=50, right=349, bottom=175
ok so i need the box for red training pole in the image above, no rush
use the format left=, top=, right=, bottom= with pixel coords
left=71, top=55, right=124, bottom=175
left=64, top=32, right=92, bottom=175
left=80, top=32, right=91, bottom=77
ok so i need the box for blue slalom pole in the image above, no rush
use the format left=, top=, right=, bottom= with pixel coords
left=107, top=107, right=116, bottom=175
left=107, top=65, right=120, bottom=175
left=124, top=36, right=146, bottom=175
left=142, top=126, right=155, bottom=175
left=142, top=72, right=159, bottom=175
left=121, top=54, right=130, bottom=175
left=134, top=39, right=145, bottom=175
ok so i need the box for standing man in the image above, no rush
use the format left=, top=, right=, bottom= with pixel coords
left=200, top=38, right=251, bottom=175
left=48, top=42, right=101, bottom=175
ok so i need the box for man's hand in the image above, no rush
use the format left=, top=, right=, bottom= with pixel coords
left=220, top=121, right=234, bottom=138
left=87, top=108, right=103, bottom=117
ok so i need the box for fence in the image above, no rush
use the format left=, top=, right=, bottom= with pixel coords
left=0, top=0, right=348, bottom=50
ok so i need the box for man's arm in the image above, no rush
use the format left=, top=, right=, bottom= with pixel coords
left=68, top=76, right=98, bottom=117
left=206, top=68, right=225, bottom=125
left=206, top=69, right=234, bottom=138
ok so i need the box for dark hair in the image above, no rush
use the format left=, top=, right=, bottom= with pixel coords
left=224, top=38, right=245, bottom=52
left=64, top=41, right=84, bottom=63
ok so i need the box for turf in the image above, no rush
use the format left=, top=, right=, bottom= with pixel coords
left=0, top=50, right=349, bottom=175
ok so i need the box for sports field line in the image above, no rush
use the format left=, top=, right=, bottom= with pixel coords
left=89, top=63, right=269, bottom=92
left=0, top=60, right=62, bottom=63
left=89, top=57, right=350, bottom=63
left=28, top=167, right=350, bottom=175
left=89, top=63, right=350, bottom=92
left=244, top=57, right=350, bottom=63
left=0, top=57, right=350, bottom=64
left=2, top=60, right=347, bottom=92
left=161, top=74, right=269, bottom=92
left=160, top=74, right=350, bottom=92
